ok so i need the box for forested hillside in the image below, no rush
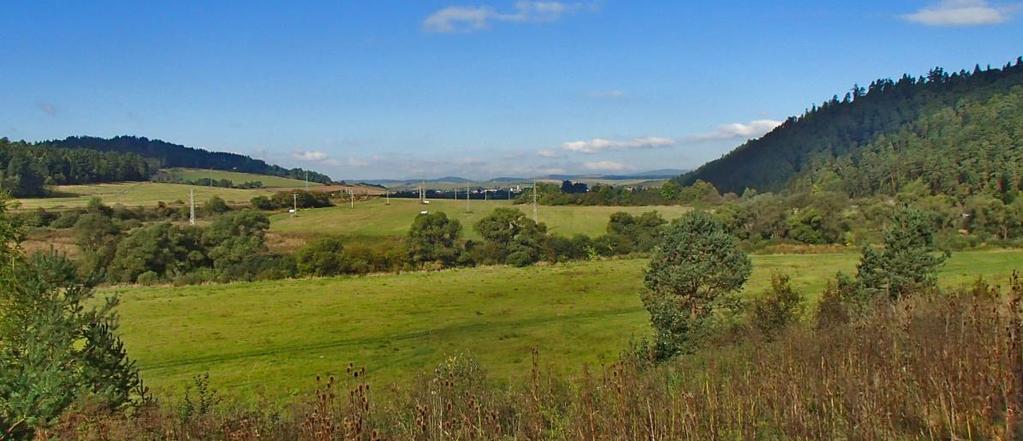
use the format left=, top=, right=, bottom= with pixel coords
left=49, top=136, right=333, bottom=184
left=0, top=135, right=334, bottom=197
left=0, top=138, right=155, bottom=196
left=794, top=86, right=1023, bottom=199
left=678, top=57, right=1023, bottom=195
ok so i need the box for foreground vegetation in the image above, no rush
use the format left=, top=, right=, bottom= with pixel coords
left=7, top=190, right=1023, bottom=439
left=42, top=271, right=1023, bottom=440
left=106, top=249, right=1021, bottom=400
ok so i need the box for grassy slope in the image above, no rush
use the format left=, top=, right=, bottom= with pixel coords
left=15, top=182, right=378, bottom=210
left=163, top=168, right=324, bottom=188
left=108, top=249, right=1023, bottom=401
left=14, top=182, right=281, bottom=209
left=271, top=198, right=692, bottom=240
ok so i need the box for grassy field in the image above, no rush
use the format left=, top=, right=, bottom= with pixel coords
left=15, top=181, right=379, bottom=210
left=107, top=249, right=1023, bottom=402
left=162, top=168, right=323, bottom=188
left=271, top=198, right=692, bottom=240
left=14, top=182, right=282, bottom=210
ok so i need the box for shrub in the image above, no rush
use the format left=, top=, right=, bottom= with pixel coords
left=751, top=273, right=803, bottom=340
left=296, top=237, right=346, bottom=276
left=606, top=211, right=666, bottom=252
left=22, top=208, right=56, bottom=227
left=474, top=208, right=548, bottom=266
left=0, top=225, right=146, bottom=441
left=136, top=270, right=160, bottom=286
left=107, top=223, right=207, bottom=283
left=856, top=207, right=948, bottom=299
left=202, top=196, right=230, bottom=215
left=250, top=195, right=273, bottom=210
left=506, top=250, right=535, bottom=267
left=50, top=210, right=80, bottom=229
left=407, top=212, right=462, bottom=267
left=642, top=211, right=751, bottom=358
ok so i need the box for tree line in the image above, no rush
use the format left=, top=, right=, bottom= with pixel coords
left=12, top=198, right=665, bottom=286
left=47, top=136, right=333, bottom=184
left=0, top=138, right=155, bottom=196
left=527, top=175, right=1023, bottom=249
left=0, top=135, right=335, bottom=197
left=151, top=171, right=265, bottom=189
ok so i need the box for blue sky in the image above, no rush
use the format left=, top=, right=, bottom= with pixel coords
left=1, top=1, right=1021, bottom=179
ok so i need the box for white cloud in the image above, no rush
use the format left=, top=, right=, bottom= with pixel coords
left=423, top=1, right=590, bottom=33
left=690, top=119, right=782, bottom=141
left=562, top=136, right=675, bottom=154
left=537, top=148, right=560, bottom=157
left=423, top=6, right=495, bottom=33
left=347, top=157, right=370, bottom=167
left=903, top=0, right=1013, bottom=26
left=582, top=160, right=631, bottom=171
left=292, top=150, right=330, bottom=162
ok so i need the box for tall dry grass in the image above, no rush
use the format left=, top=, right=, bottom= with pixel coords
left=39, top=276, right=1023, bottom=440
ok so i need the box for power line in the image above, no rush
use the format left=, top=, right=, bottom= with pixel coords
left=532, top=180, right=538, bottom=222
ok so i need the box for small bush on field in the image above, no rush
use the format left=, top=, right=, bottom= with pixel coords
left=751, top=272, right=803, bottom=340
left=50, top=210, right=80, bottom=229
left=136, top=270, right=160, bottom=286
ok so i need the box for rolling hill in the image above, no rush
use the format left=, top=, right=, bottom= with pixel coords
left=678, top=57, right=1023, bottom=196
left=156, top=168, right=322, bottom=188
left=47, top=136, right=333, bottom=184
left=0, top=135, right=337, bottom=197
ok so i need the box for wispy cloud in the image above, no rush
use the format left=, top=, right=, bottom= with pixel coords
left=587, top=90, right=626, bottom=99
left=562, top=136, right=675, bottom=154
left=346, top=157, right=370, bottom=167
left=689, top=119, right=782, bottom=141
left=903, top=0, right=1014, bottom=26
left=537, top=148, right=561, bottom=158
left=423, top=1, right=592, bottom=33
left=582, top=160, right=631, bottom=171
left=292, top=150, right=330, bottom=162
left=37, top=102, right=57, bottom=117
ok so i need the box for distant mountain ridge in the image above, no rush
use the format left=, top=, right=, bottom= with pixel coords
left=677, top=57, right=1023, bottom=195
left=47, top=135, right=334, bottom=184
left=363, top=169, right=686, bottom=186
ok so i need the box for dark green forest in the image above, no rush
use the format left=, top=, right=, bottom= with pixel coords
left=794, top=85, right=1023, bottom=200
left=678, top=57, right=1023, bottom=195
left=47, top=136, right=333, bottom=184
left=0, top=135, right=333, bottom=197
left=0, top=138, right=155, bottom=196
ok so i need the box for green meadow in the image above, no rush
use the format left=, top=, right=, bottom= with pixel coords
left=13, top=180, right=371, bottom=211
left=14, top=182, right=282, bottom=210
left=161, top=168, right=323, bottom=188
left=107, top=249, right=1023, bottom=402
left=270, top=198, right=692, bottom=240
